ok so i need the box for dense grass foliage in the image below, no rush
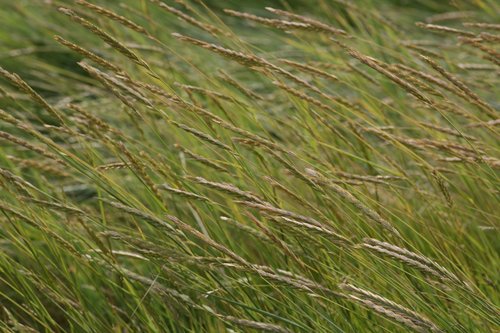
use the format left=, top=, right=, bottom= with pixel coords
left=0, top=0, right=498, bottom=332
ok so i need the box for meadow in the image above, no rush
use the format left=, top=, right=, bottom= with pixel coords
left=0, top=0, right=498, bottom=332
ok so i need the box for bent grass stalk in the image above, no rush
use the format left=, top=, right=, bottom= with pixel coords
left=0, top=2, right=497, bottom=332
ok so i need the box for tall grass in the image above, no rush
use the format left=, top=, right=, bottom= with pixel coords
left=0, top=0, right=498, bottom=332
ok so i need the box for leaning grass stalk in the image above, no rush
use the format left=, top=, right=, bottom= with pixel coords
left=331, top=41, right=433, bottom=106
left=272, top=215, right=349, bottom=245
left=419, top=122, right=477, bottom=141
left=305, top=168, right=399, bottom=235
left=340, top=283, right=441, bottom=332
left=363, top=238, right=462, bottom=283
left=6, top=156, right=69, bottom=177
left=416, top=22, right=474, bottom=37
left=272, top=80, right=354, bottom=146
left=419, top=55, right=496, bottom=118
left=21, top=197, right=85, bottom=216
left=54, top=35, right=123, bottom=74
left=362, top=242, right=449, bottom=281
left=265, top=149, right=319, bottom=189
left=331, top=0, right=398, bottom=30
left=330, top=182, right=399, bottom=235
left=463, top=22, right=500, bottom=31
left=0, top=168, right=39, bottom=194
left=3, top=306, right=40, bottom=333
left=0, top=66, right=64, bottom=124
left=166, top=94, right=290, bottom=155
left=108, top=263, right=201, bottom=310
left=219, top=216, right=271, bottom=243
left=165, top=214, right=251, bottom=267
left=43, top=124, right=94, bottom=142
left=115, top=142, right=163, bottom=201
left=171, top=120, right=232, bottom=151
left=138, top=151, right=172, bottom=180
left=438, top=155, right=500, bottom=168
left=263, top=176, right=329, bottom=221
left=266, top=7, right=347, bottom=36
left=388, top=65, right=444, bottom=97
left=172, top=33, right=263, bottom=67
left=76, top=0, right=157, bottom=41
left=220, top=121, right=290, bottom=155
left=78, top=62, right=141, bottom=114
left=457, top=63, right=497, bottom=71
left=252, top=264, right=342, bottom=297
left=218, top=70, right=263, bottom=100
left=175, top=82, right=237, bottom=103
left=96, top=162, right=128, bottom=171
left=278, top=59, right=338, bottom=81
left=0, top=108, right=22, bottom=127
left=342, top=282, right=432, bottom=321
left=246, top=212, right=306, bottom=269
left=334, top=171, right=402, bottom=186
left=0, top=202, right=80, bottom=257
left=0, top=131, right=63, bottom=164
left=466, top=119, right=500, bottom=128
left=431, top=170, right=453, bottom=207
left=478, top=33, right=500, bottom=43
left=151, top=0, right=222, bottom=36
left=394, top=64, right=453, bottom=92
left=225, top=9, right=345, bottom=36
left=110, top=260, right=292, bottom=333
left=235, top=200, right=324, bottom=229
left=425, top=11, right=475, bottom=23
left=217, top=261, right=341, bottom=297
left=364, top=127, right=485, bottom=160
left=169, top=36, right=311, bottom=153
left=102, top=230, right=186, bottom=262
left=58, top=7, right=150, bottom=69
left=459, top=37, right=500, bottom=65
left=272, top=80, right=335, bottom=111
left=105, top=200, right=178, bottom=234
left=191, top=176, right=266, bottom=204
left=217, top=315, right=292, bottom=333
left=482, top=55, right=500, bottom=66
left=172, top=32, right=324, bottom=100
left=433, top=101, right=476, bottom=120
left=347, top=62, right=377, bottom=84
left=176, top=144, right=230, bottom=174
left=82, top=63, right=153, bottom=108
left=157, top=184, right=211, bottom=203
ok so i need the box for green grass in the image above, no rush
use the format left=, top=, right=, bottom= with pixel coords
left=0, top=0, right=498, bottom=332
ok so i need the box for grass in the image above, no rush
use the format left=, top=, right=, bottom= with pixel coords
left=0, top=0, right=498, bottom=332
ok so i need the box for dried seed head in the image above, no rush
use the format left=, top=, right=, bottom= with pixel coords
left=58, top=7, right=150, bottom=69
left=266, top=7, right=347, bottom=36
left=0, top=66, right=64, bottom=124
left=151, top=0, right=222, bottom=36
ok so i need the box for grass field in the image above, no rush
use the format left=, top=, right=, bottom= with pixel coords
left=0, top=0, right=498, bottom=332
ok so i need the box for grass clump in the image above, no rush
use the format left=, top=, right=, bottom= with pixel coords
left=0, top=0, right=498, bottom=332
